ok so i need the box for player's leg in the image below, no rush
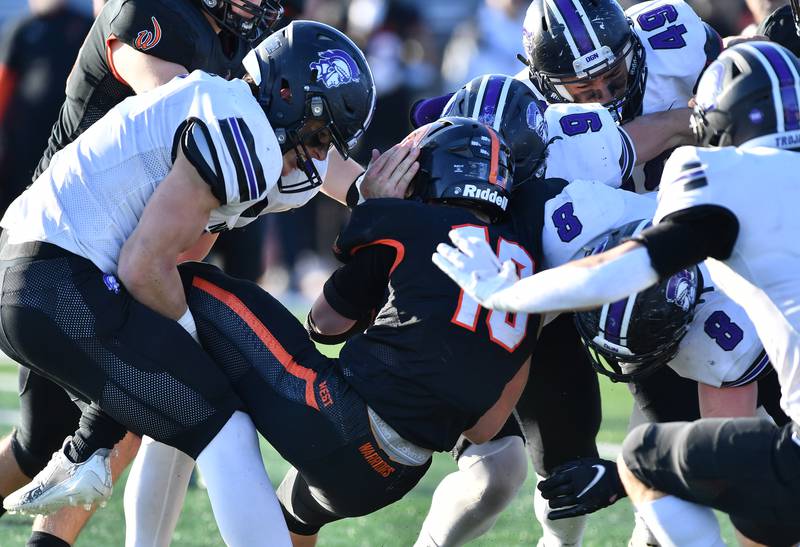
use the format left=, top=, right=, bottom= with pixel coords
left=515, top=314, right=600, bottom=547
left=182, top=262, right=432, bottom=542
left=123, top=436, right=194, bottom=547
left=29, top=432, right=140, bottom=547
left=0, top=368, right=81, bottom=512
left=0, top=251, right=287, bottom=545
left=620, top=418, right=800, bottom=547
left=415, top=421, right=528, bottom=547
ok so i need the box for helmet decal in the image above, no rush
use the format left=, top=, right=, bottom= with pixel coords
left=310, top=49, right=361, bottom=89
left=601, top=298, right=632, bottom=345
left=135, top=16, right=162, bottom=51
left=695, top=60, right=725, bottom=112
left=666, top=269, right=697, bottom=312
left=546, top=0, right=601, bottom=57
left=747, top=42, right=800, bottom=132
left=526, top=101, right=548, bottom=141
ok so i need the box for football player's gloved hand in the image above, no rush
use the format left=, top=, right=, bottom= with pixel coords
left=432, top=228, right=519, bottom=306
left=537, top=457, right=626, bottom=520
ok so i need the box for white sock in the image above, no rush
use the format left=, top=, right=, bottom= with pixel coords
left=533, top=477, right=587, bottom=547
left=124, top=436, right=195, bottom=547
left=630, top=509, right=660, bottom=546
left=196, top=411, right=290, bottom=547
left=635, top=495, right=725, bottom=547
left=415, top=436, right=527, bottom=547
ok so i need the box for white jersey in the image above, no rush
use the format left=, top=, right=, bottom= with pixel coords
left=543, top=103, right=636, bottom=188
left=541, top=180, right=655, bottom=270
left=1, top=71, right=318, bottom=273
left=541, top=179, right=768, bottom=388
left=655, top=145, right=800, bottom=424
left=670, top=262, right=770, bottom=387
left=626, top=0, right=710, bottom=116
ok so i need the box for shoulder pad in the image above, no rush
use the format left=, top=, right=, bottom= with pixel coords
left=334, top=200, right=428, bottom=261
left=108, top=0, right=197, bottom=67
left=544, top=103, right=635, bottom=188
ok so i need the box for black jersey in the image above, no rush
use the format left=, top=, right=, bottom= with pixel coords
left=0, top=7, right=92, bottom=213
left=34, top=0, right=251, bottom=178
left=327, top=183, right=562, bottom=452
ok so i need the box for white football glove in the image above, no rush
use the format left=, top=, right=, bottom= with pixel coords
left=432, top=228, right=520, bottom=307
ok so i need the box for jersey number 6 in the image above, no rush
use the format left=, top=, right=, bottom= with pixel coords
left=450, top=225, right=534, bottom=352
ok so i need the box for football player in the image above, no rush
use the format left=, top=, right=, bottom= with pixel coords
left=174, top=117, right=548, bottom=547
left=434, top=41, right=800, bottom=547
left=0, top=21, right=375, bottom=547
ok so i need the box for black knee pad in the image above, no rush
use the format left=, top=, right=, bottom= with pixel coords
left=12, top=368, right=80, bottom=477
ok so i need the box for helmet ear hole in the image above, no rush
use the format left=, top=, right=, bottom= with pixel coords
left=279, top=79, right=292, bottom=103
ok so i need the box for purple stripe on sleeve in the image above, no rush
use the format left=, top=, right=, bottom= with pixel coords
left=552, top=0, right=595, bottom=56
left=603, top=299, right=628, bottom=344
left=479, top=76, right=504, bottom=124
left=228, top=118, right=258, bottom=199
left=754, top=43, right=800, bottom=131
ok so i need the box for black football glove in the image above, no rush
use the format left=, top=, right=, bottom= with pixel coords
left=537, top=457, right=626, bottom=520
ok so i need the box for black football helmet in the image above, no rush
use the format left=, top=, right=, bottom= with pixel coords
left=574, top=219, right=700, bottom=383
left=406, top=117, right=513, bottom=222
left=522, top=0, right=646, bottom=123
left=243, top=20, right=376, bottom=192
left=198, top=0, right=283, bottom=43
left=442, top=74, right=548, bottom=183
left=758, top=5, right=800, bottom=58
left=692, top=41, right=800, bottom=150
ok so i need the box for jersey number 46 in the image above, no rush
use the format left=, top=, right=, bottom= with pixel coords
left=450, top=225, right=534, bottom=352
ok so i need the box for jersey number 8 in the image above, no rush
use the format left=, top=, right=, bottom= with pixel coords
left=450, top=225, right=534, bottom=352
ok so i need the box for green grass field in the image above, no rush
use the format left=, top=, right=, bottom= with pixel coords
left=0, top=354, right=737, bottom=546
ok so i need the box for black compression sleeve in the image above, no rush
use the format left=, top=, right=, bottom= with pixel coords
left=633, top=205, right=739, bottom=279
left=322, top=244, right=395, bottom=319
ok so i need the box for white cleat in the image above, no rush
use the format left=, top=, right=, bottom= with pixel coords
left=2, top=438, right=112, bottom=516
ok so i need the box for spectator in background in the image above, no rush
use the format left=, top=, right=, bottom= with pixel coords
left=745, top=0, right=789, bottom=29
left=441, top=0, right=528, bottom=90
left=0, top=0, right=98, bottom=214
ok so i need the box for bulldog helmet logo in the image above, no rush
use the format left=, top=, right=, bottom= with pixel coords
left=310, top=49, right=360, bottom=89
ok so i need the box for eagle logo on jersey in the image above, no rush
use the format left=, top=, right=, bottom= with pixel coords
left=665, top=268, right=697, bottom=312
left=310, top=50, right=361, bottom=88
left=135, top=16, right=162, bottom=51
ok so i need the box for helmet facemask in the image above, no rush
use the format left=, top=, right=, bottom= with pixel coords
left=200, top=0, right=283, bottom=43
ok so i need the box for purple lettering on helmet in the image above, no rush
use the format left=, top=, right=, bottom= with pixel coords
left=551, top=0, right=596, bottom=56
left=752, top=42, right=800, bottom=131
left=310, top=49, right=361, bottom=89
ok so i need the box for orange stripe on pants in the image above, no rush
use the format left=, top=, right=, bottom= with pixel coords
left=192, top=277, right=319, bottom=411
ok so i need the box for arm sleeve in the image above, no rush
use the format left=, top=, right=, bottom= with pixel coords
left=108, top=0, right=195, bottom=69
left=322, top=244, right=396, bottom=320
left=634, top=205, right=738, bottom=278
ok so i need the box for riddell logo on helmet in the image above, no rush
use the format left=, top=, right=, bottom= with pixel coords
left=462, top=184, right=508, bottom=209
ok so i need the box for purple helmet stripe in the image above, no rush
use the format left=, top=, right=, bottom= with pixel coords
left=479, top=76, right=505, bottom=124
left=551, top=0, right=595, bottom=56
left=603, top=298, right=628, bottom=344
left=753, top=42, right=800, bottom=131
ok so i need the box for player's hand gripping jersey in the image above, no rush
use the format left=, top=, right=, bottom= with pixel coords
left=2, top=71, right=293, bottom=274
left=35, top=0, right=255, bottom=178
left=655, top=145, right=800, bottom=422
left=328, top=190, right=558, bottom=452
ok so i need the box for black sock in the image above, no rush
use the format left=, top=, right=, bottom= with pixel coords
left=67, top=404, right=126, bottom=463
left=26, top=531, right=71, bottom=547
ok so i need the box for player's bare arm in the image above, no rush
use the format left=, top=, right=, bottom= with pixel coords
left=308, top=294, right=356, bottom=336
left=118, top=149, right=220, bottom=320
left=623, top=108, right=695, bottom=164
left=107, top=40, right=188, bottom=93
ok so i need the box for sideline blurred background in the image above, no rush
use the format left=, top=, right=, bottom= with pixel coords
left=0, top=0, right=787, bottom=304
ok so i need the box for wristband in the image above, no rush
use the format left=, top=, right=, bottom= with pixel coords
left=177, top=308, right=200, bottom=344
